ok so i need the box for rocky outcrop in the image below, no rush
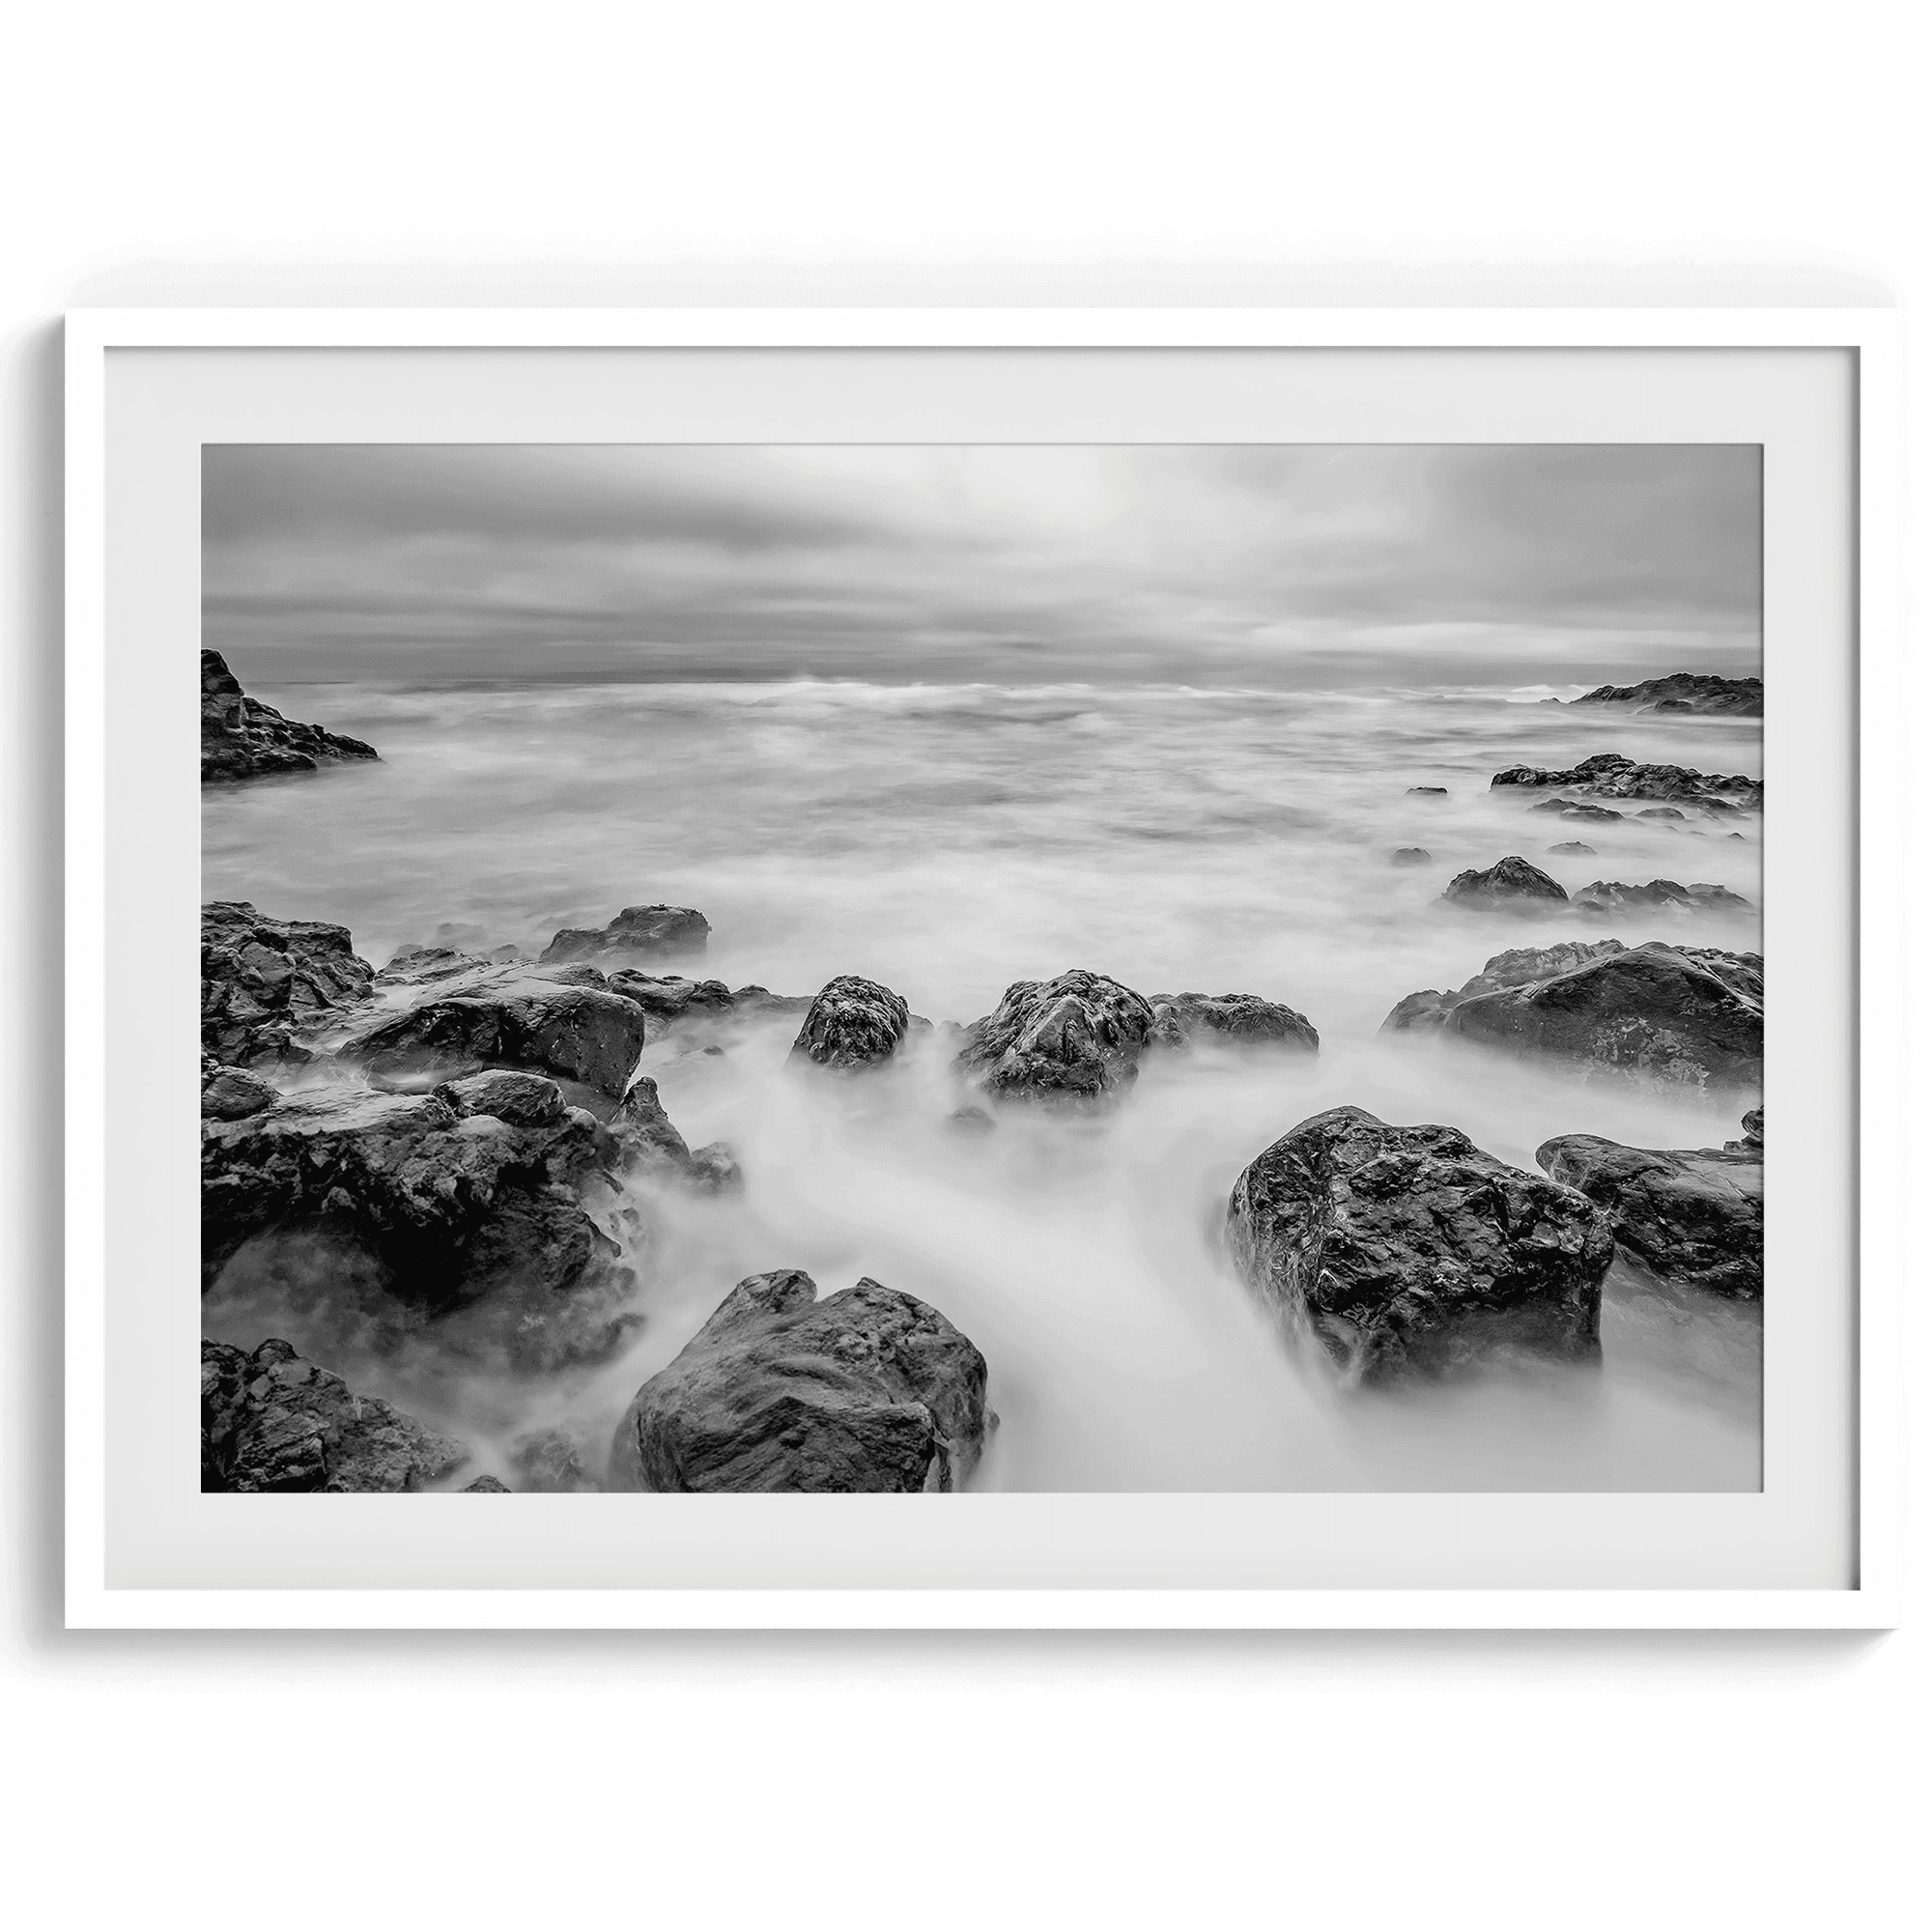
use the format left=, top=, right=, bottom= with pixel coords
left=608, top=1075, right=741, bottom=1192
left=539, top=904, right=710, bottom=966
left=201, top=1338, right=471, bottom=1492
left=1390, top=847, right=1432, bottom=866
left=201, top=1064, right=278, bottom=1121
left=1536, top=1118, right=1763, bottom=1298
left=953, top=969, right=1156, bottom=1108
left=341, top=976, right=650, bottom=1101
left=1383, top=941, right=1762, bottom=1093
left=1492, top=751, right=1761, bottom=811
left=201, top=1079, right=639, bottom=1369
left=1439, top=855, right=1570, bottom=912
left=202, top=900, right=377, bottom=1066
left=1146, top=992, right=1319, bottom=1053
left=1226, top=1106, right=1611, bottom=1386
left=789, top=976, right=912, bottom=1070
left=608, top=1270, right=990, bottom=1492
left=1572, top=879, right=1755, bottom=918
left=201, top=650, right=380, bottom=785
left=1571, top=673, right=1762, bottom=717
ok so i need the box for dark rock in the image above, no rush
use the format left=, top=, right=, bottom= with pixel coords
left=341, top=977, right=650, bottom=1101
left=608, top=1076, right=741, bottom=1192
left=201, top=650, right=380, bottom=785
left=605, top=972, right=736, bottom=1022
left=608, top=1270, right=990, bottom=1492
left=1546, top=841, right=1597, bottom=856
left=461, top=1474, right=513, bottom=1492
left=1226, top=1106, right=1611, bottom=1386
left=1570, top=673, right=1763, bottom=717
left=1439, top=855, right=1569, bottom=912
left=789, top=976, right=913, bottom=1070
left=202, top=900, right=377, bottom=1066
left=201, top=1337, right=471, bottom=1492
left=728, top=985, right=817, bottom=1020
left=540, top=904, right=710, bottom=966
left=1380, top=942, right=1629, bottom=1037
left=1729, top=1106, right=1764, bottom=1152
left=375, top=945, right=492, bottom=989
left=1390, top=846, right=1433, bottom=866
left=1492, top=751, right=1761, bottom=810
left=953, top=969, right=1156, bottom=1109
left=510, top=1427, right=601, bottom=1492
left=1406, top=785, right=1448, bottom=796
left=1528, top=797, right=1625, bottom=821
left=1146, top=991, right=1319, bottom=1053
left=1379, top=988, right=1465, bottom=1036
left=433, top=1067, right=569, bottom=1128
left=1572, top=878, right=1755, bottom=919
left=1537, top=1123, right=1763, bottom=1297
left=202, top=1065, right=278, bottom=1121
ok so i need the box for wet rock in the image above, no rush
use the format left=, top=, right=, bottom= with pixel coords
left=605, top=972, right=736, bottom=1022
left=790, top=976, right=912, bottom=1070
left=202, top=1065, right=278, bottom=1121
left=1380, top=942, right=1628, bottom=1037
left=1537, top=1120, right=1763, bottom=1297
left=1570, top=673, right=1763, bottom=717
left=1546, top=840, right=1597, bottom=856
left=1226, top=1106, right=1611, bottom=1386
left=728, top=985, right=818, bottom=1020
left=201, top=1338, right=471, bottom=1492
left=341, top=977, right=651, bottom=1100
left=1492, top=751, right=1761, bottom=810
left=1572, top=878, right=1756, bottom=918
left=609, top=1270, right=990, bottom=1492
left=953, top=969, right=1156, bottom=1109
left=539, top=904, right=710, bottom=966
left=461, top=1474, right=512, bottom=1492
left=433, top=1067, right=569, bottom=1128
left=1728, top=1106, right=1764, bottom=1152
left=201, top=650, right=380, bottom=785
left=608, top=1076, right=741, bottom=1192
left=1439, top=855, right=1570, bottom=912
left=1390, top=846, right=1433, bottom=866
left=1146, top=991, right=1319, bottom=1053
left=1528, top=797, right=1625, bottom=821
left=202, top=900, right=377, bottom=1066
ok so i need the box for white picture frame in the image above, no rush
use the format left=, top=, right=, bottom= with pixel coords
left=65, top=305, right=1904, bottom=1631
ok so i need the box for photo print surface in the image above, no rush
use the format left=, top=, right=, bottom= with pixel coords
left=199, top=443, right=1764, bottom=1495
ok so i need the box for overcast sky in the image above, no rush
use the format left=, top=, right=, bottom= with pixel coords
left=203, top=443, right=1761, bottom=689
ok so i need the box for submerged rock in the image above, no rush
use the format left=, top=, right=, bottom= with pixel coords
left=539, top=904, right=711, bottom=966
left=1226, top=1106, right=1611, bottom=1386
left=1546, top=841, right=1598, bottom=856
left=1570, top=673, right=1763, bottom=718
left=1390, top=846, right=1433, bottom=866
left=202, top=900, right=377, bottom=1066
left=201, top=650, right=380, bottom=785
left=953, top=969, right=1156, bottom=1108
left=1406, top=785, right=1448, bottom=796
left=1439, top=855, right=1570, bottom=912
left=1146, top=991, right=1319, bottom=1053
left=1572, top=878, right=1755, bottom=918
left=609, top=1270, right=990, bottom=1492
left=789, top=976, right=913, bottom=1070
left=1528, top=797, right=1625, bottom=822
left=201, top=1338, right=471, bottom=1492
left=1536, top=1120, right=1763, bottom=1298
left=1492, top=751, right=1761, bottom=810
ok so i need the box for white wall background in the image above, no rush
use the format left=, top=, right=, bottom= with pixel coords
left=2, top=3, right=1922, bottom=1924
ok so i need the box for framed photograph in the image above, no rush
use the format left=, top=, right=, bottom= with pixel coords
left=65, top=307, right=1902, bottom=1630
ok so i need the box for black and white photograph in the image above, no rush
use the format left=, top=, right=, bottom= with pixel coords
left=199, top=441, right=1765, bottom=1495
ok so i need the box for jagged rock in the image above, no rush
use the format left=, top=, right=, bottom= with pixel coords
left=201, top=1338, right=470, bottom=1492
left=790, top=976, right=912, bottom=1070
left=1570, top=673, right=1763, bottom=717
left=201, top=1065, right=278, bottom=1121
left=461, top=1474, right=512, bottom=1492
left=202, top=900, right=376, bottom=1066
left=539, top=904, right=710, bottom=966
left=953, top=969, right=1156, bottom=1108
left=1390, top=846, right=1433, bottom=866
left=341, top=977, right=650, bottom=1100
left=1546, top=841, right=1597, bottom=856
left=1146, top=991, right=1319, bottom=1053
left=1492, top=751, right=1761, bottom=810
left=1439, top=855, right=1570, bottom=912
left=1728, top=1107, right=1764, bottom=1152
left=1572, top=878, right=1755, bottom=918
left=1537, top=1119, right=1763, bottom=1297
left=200, top=650, right=380, bottom=785
left=375, top=945, right=493, bottom=989
left=201, top=1083, right=638, bottom=1369
left=1226, top=1106, right=1611, bottom=1386
left=608, top=1270, right=989, bottom=1492
left=608, top=1076, right=741, bottom=1192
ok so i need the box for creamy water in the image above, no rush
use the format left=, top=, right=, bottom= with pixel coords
left=203, top=675, right=1764, bottom=1491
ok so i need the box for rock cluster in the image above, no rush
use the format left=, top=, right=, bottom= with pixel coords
left=1572, top=879, right=1754, bottom=919
left=1492, top=751, right=1761, bottom=810
left=201, top=650, right=380, bottom=785
left=954, top=969, right=1157, bottom=1108
left=609, top=1270, right=990, bottom=1492
left=1570, top=673, right=1762, bottom=717
left=202, top=900, right=376, bottom=1065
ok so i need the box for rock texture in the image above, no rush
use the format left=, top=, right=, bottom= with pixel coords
left=608, top=1270, right=990, bottom=1492
left=608, top=1076, right=741, bottom=1192
left=1146, top=991, right=1319, bottom=1053
left=201, top=650, right=380, bottom=785
left=1536, top=1119, right=1764, bottom=1298
left=1492, top=751, right=1761, bottom=811
left=789, top=976, right=913, bottom=1069
left=202, top=900, right=377, bottom=1066
left=1226, top=1106, right=1612, bottom=1385
left=1570, top=673, right=1763, bottom=717
left=201, top=1338, right=470, bottom=1492
left=1572, top=879, right=1755, bottom=919
left=1439, top=855, right=1570, bottom=913
left=953, top=969, right=1156, bottom=1108
left=540, top=904, right=710, bottom=966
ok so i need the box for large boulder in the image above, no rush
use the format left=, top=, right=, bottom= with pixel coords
left=1146, top=991, right=1319, bottom=1053
left=201, top=650, right=380, bottom=785
left=1570, top=673, right=1763, bottom=717
left=790, top=976, right=913, bottom=1069
left=201, top=1080, right=638, bottom=1368
left=608, top=1270, right=990, bottom=1492
left=1492, top=751, right=1761, bottom=810
left=953, top=969, right=1156, bottom=1108
left=201, top=1338, right=471, bottom=1492
left=1439, top=855, right=1570, bottom=912
left=1226, top=1105, right=1612, bottom=1386
left=340, top=976, right=650, bottom=1101
left=539, top=904, right=710, bottom=966
left=1536, top=1120, right=1763, bottom=1298
left=202, top=900, right=377, bottom=1066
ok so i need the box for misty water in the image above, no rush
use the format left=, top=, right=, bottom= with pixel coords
left=203, top=674, right=1764, bottom=1492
